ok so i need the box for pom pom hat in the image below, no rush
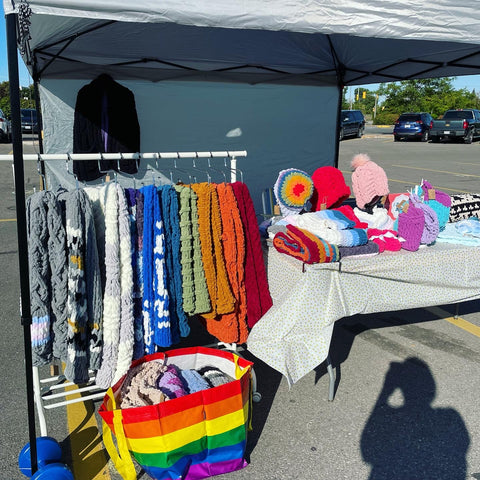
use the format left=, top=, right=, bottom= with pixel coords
left=351, top=153, right=389, bottom=210
left=310, top=166, right=351, bottom=210
left=274, top=168, right=314, bottom=216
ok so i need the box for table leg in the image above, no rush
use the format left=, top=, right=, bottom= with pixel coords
left=326, top=355, right=335, bottom=401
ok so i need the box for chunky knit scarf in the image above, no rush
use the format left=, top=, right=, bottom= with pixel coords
left=141, top=185, right=171, bottom=351
left=63, top=188, right=102, bottom=384
left=191, top=182, right=235, bottom=320
left=231, top=182, right=272, bottom=328
left=96, top=184, right=134, bottom=388
left=27, top=191, right=68, bottom=365
left=205, top=183, right=248, bottom=344
left=160, top=185, right=190, bottom=341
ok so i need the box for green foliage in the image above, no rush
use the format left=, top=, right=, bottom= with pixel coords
left=0, top=81, right=36, bottom=117
left=373, top=111, right=399, bottom=125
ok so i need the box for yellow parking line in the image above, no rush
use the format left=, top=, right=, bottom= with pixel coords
left=65, top=384, right=111, bottom=479
left=391, top=164, right=480, bottom=178
left=0, top=218, right=16, bottom=222
left=425, top=306, right=480, bottom=338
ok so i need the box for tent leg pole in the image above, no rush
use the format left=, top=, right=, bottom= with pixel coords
left=6, top=12, right=38, bottom=475
left=334, top=84, right=343, bottom=169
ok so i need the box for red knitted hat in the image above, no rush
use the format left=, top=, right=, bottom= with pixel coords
left=311, top=166, right=351, bottom=211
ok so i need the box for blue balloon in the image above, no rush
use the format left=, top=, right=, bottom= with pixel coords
left=18, top=436, right=63, bottom=477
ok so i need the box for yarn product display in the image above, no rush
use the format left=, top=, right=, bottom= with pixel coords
left=273, top=168, right=314, bottom=216
left=205, top=183, right=249, bottom=344
left=231, top=181, right=273, bottom=328
left=367, top=229, right=402, bottom=252
left=409, top=193, right=439, bottom=245
left=338, top=240, right=380, bottom=258
left=353, top=205, right=394, bottom=230
left=397, top=203, right=425, bottom=252
left=274, top=225, right=324, bottom=264
left=351, top=153, right=389, bottom=211
left=63, top=189, right=102, bottom=384
left=385, top=193, right=410, bottom=222
left=436, top=221, right=480, bottom=246
left=198, top=365, right=234, bottom=388
left=157, top=364, right=188, bottom=399
left=179, top=369, right=211, bottom=394
left=449, top=193, right=480, bottom=222
left=310, top=166, right=351, bottom=211
left=308, top=209, right=356, bottom=230
left=420, top=180, right=451, bottom=231
left=27, top=191, right=68, bottom=365
left=301, top=227, right=340, bottom=263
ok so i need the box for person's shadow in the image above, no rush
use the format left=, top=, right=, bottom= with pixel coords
left=360, top=357, right=470, bottom=480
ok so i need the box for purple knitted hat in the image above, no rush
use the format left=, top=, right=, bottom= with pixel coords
left=421, top=180, right=451, bottom=207
left=409, top=193, right=439, bottom=245
left=397, top=203, right=425, bottom=251
left=157, top=364, right=187, bottom=399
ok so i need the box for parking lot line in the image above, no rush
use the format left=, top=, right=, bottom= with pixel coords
left=392, top=164, right=480, bottom=178
left=426, top=306, right=480, bottom=338
left=65, top=384, right=111, bottom=479
left=0, top=218, right=16, bottom=222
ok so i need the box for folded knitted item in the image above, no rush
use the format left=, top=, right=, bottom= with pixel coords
left=179, top=369, right=211, bottom=394
left=449, top=193, right=480, bottom=222
left=334, top=205, right=369, bottom=229
left=436, top=221, right=480, bottom=246
left=409, top=193, right=439, bottom=245
left=338, top=240, right=380, bottom=258
left=197, top=366, right=234, bottom=387
left=310, top=209, right=356, bottom=229
left=353, top=205, right=394, bottom=230
left=397, top=204, right=425, bottom=251
left=157, top=363, right=188, bottom=399
left=292, top=213, right=368, bottom=246
left=367, top=228, right=402, bottom=252
left=273, top=225, right=322, bottom=264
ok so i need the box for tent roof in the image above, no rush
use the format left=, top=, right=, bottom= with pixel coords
left=5, top=0, right=480, bottom=85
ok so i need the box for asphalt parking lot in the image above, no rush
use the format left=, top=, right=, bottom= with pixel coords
left=1, top=134, right=480, bottom=479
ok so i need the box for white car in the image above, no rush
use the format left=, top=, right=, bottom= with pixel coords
left=0, top=108, right=12, bottom=143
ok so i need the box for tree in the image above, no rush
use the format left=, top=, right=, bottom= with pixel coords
left=0, top=81, right=36, bottom=117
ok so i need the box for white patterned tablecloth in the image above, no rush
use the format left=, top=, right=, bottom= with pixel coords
left=247, top=242, right=480, bottom=385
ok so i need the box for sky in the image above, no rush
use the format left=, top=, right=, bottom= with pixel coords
left=2, top=4, right=480, bottom=91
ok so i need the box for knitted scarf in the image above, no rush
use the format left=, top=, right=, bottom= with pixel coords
left=125, top=188, right=145, bottom=359
left=160, top=185, right=189, bottom=340
left=141, top=185, right=171, bottom=351
left=63, top=189, right=102, bottom=384
left=205, top=183, right=248, bottom=344
left=191, top=183, right=235, bottom=320
left=96, top=184, right=134, bottom=388
left=27, top=191, right=68, bottom=365
left=231, top=182, right=272, bottom=328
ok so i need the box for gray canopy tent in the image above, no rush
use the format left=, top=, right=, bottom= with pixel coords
left=5, top=0, right=480, bottom=473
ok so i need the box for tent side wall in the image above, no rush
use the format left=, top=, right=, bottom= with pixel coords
left=39, top=79, right=339, bottom=213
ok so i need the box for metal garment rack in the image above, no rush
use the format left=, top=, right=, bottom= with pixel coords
left=1, top=150, right=258, bottom=437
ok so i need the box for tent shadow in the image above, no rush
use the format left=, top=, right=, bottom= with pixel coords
left=360, top=357, right=470, bottom=479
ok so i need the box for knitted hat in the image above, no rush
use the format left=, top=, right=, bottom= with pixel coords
left=310, top=166, right=351, bottom=211
left=157, top=364, right=188, bottom=399
left=397, top=203, right=425, bottom=251
left=351, top=153, right=389, bottom=210
left=421, top=181, right=451, bottom=231
left=410, top=193, right=439, bottom=245
left=273, top=168, right=314, bottom=216
left=197, top=366, right=234, bottom=388
left=179, top=369, right=211, bottom=394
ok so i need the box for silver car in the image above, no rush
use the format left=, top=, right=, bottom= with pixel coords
left=0, top=108, right=12, bottom=143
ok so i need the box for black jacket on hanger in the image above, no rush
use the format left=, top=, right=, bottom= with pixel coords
left=73, top=74, right=141, bottom=181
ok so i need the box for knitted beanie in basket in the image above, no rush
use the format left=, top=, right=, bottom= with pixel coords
left=351, top=153, right=389, bottom=210
left=310, top=166, right=351, bottom=211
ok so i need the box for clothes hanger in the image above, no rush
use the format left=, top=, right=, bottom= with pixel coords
left=190, top=155, right=211, bottom=184
left=206, top=156, right=227, bottom=184
left=65, top=153, right=80, bottom=190
left=224, top=156, right=244, bottom=183
left=117, top=154, right=137, bottom=190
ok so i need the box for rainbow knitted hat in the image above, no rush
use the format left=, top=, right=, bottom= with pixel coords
left=274, top=168, right=314, bottom=216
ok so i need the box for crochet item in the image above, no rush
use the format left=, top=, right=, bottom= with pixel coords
left=334, top=205, right=369, bottom=229
left=231, top=182, right=272, bottom=328
left=353, top=205, right=394, bottom=230
left=204, top=183, right=249, bottom=344
left=157, top=364, right=188, bottom=399
left=310, top=166, right=351, bottom=211
left=273, top=168, right=314, bottom=216
left=351, top=153, right=389, bottom=211
left=179, top=369, right=211, bottom=394
left=198, top=366, right=234, bottom=388
left=367, top=229, right=402, bottom=252
left=338, top=241, right=380, bottom=258
left=27, top=191, right=68, bottom=365
left=397, top=203, right=425, bottom=251
left=160, top=185, right=189, bottom=342
left=410, top=193, right=439, bottom=245
left=420, top=180, right=451, bottom=231
left=449, top=193, right=480, bottom=222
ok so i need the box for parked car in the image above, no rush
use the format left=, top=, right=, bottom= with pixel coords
left=340, top=110, right=365, bottom=140
left=393, top=112, right=433, bottom=142
left=430, top=109, right=480, bottom=144
left=0, top=108, right=12, bottom=143
left=20, top=108, right=39, bottom=134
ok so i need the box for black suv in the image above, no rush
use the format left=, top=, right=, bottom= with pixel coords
left=340, top=110, right=365, bottom=140
left=20, top=108, right=39, bottom=134
left=393, top=112, right=433, bottom=142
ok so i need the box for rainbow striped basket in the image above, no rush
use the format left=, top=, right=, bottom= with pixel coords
left=99, top=347, right=253, bottom=480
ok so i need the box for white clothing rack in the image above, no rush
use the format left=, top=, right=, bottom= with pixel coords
left=13, top=149, right=257, bottom=437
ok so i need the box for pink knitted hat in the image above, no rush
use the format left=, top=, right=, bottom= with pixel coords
left=351, top=154, right=389, bottom=210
